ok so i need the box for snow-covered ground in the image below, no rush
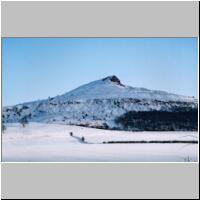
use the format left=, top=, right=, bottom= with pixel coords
left=2, top=123, right=198, bottom=162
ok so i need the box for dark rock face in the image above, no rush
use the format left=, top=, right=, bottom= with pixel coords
left=102, top=75, right=124, bottom=86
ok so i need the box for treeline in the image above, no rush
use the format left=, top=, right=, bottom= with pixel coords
left=115, top=110, right=198, bottom=131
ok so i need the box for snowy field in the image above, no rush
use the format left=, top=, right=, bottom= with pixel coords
left=2, top=123, right=198, bottom=162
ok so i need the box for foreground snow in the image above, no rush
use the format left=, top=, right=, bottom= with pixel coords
left=2, top=123, right=198, bottom=162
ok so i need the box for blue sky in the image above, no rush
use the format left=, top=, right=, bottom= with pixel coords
left=2, top=38, right=198, bottom=106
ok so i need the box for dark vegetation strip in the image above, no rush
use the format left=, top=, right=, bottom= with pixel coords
left=115, top=110, right=198, bottom=131
left=103, top=140, right=198, bottom=144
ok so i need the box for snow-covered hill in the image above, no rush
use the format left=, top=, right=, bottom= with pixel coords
left=2, top=76, right=198, bottom=129
left=63, top=75, right=195, bottom=102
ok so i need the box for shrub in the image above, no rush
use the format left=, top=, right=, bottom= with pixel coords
left=2, top=123, right=6, bottom=133
left=69, top=132, right=73, bottom=136
left=19, top=116, right=28, bottom=127
left=81, top=137, right=85, bottom=142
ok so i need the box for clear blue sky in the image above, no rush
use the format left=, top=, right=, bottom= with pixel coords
left=2, top=38, right=198, bottom=106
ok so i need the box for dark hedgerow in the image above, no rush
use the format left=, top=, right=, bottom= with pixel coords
left=115, top=109, right=198, bottom=131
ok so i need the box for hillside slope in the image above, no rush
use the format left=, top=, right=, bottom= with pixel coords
left=2, top=76, right=198, bottom=130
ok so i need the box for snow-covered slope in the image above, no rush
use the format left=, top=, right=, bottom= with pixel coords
left=62, top=75, right=195, bottom=102
left=2, top=76, right=198, bottom=129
